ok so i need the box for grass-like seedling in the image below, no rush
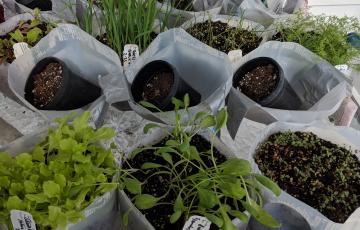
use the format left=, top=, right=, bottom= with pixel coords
left=95, top=0, right=167, bottom=55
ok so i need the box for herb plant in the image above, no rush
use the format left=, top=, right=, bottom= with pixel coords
left=273, top=13, right=360, bottom=70
left=0, top=9, right=55, bottom=63
left=119, top=95, right=281, bottom=229
left=255, top=131, right=360, bottom=223
left=0, top=112, right=117, bottom=229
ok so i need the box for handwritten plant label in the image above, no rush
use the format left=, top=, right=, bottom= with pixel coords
left=123, top=44, right=139, bottom=71
left=13, top=42, right=30, bottom=59
left=182, top=215, right=211, bottom=230
left=10, top=210, right=37, bottom=230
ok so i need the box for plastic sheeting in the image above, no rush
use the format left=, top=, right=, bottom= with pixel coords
left=2, top=0, right=78, bottom=23
left=100, top=28, right=233, bottom=125
left=156, top=0, right=223, bottom=27
left=227, top=41, right=352, bottom=138
left=0, top=130, right=121, bottom=230
left=244, top=121, right=360, bottom=230
left=7, top=23, right=122, bottom=121
left=221, top=0, right=306, bottom=27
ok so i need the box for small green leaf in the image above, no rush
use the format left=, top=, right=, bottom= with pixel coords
left=219, top=159, right=251, bottom=176
left=170, top=211, right=182, bottom=223
left=171, top=97, right=184, bottom=111
left=0, top=176, right=10, bottom=188
left=140, top=101, right=161, bottom=111
left=143, top=123, right=160, bottom=134
left=241, top=199, right=280, bottom=228
left=32, top=146, right=45, bottom=162
left=218, top=181, right=246, bottom=199
left=204, top=213, right=223, bottom=228
left=6, top=196, right=25, bottom=210
left=59, top=138, right=77, bottom=152
left=27, top=27, right=42, bottom=44
left=179, top=142, right=190, bottom=153
left=73, top=112, right=91, bottom=133
left=200, top=115, right=216, bottom=129
left=130, top=148, right=144, bottom=159
left=156, top=147, right=178, bottom=155
left=15, top=153, right=33, bottom=169
left=134, top=194, right=159, bottom=210
left=141, top=162, right=163, bottom=169
left=24, top=180, right=37, bottom=193
left=54, top=174, right=66, bottom=188
left=198, top=188, right=218, bottom=209
left=216, top=108, right=228, bottom=132
left=10, top=29, right=24, bottom=42
left=124, top=178, right=141, bottom=195
left=25, top=193, right=48, bottom=203
left=48, top=206, right=67, bottom=229
left=91, top=127, right=115, bottom=141
left=228, top=210, right=248, bottom=223
left=122, top=209, right=131, bottom=226
left=223, top=216, right=238, bottom=230
left=194, top=111, right=207, bottom=121
left=255, top=174, right=281, bottom=196
left=174, top=194, right=183, bottom=212
left=189, top=146, right=201, bottom=161
left=165, top=140, right=179, bottom=146
left=43, top=181, right=60, bottom=198
left=161, top=152, right=173, bottom=165
left=183, top=94, right=190, bottom=109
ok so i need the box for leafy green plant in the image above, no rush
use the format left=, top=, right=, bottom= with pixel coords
left=119, top=95, right=281, bottom=229
left=0, top=9, right=55, bottom=63
left=273, top=12, right=360, bottom=70
left=0, top=112, right=117, bottom=229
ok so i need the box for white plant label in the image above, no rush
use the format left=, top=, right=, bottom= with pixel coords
left=13, top=42, right=31, bottom=59
left=182, top=215, right=211, bottom=230
left=123, top=44, right=139, bottom=71
left=335, top=64, right=349, bottom=72
left=10, top=210, right=37, bottom=230
left=228, top=50, right=243, bottom=64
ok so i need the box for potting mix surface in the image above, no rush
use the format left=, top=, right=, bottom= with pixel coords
left=142, top=69, right=174, bottom=104
left=186, top=21, right=261, bottom=54
left=235, top=63, right=279, bottom=102
left=123, top=135, right=226, bottom=230
left=255, top=131, right=360, bottom=223
left=31, top=62, right=62, bottom=108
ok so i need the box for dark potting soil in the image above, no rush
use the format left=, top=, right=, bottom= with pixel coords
left=235, top=63, right=279, bottom=102
left=142, top=69, right=174, bottom=104
left=123, top=135, right=227, bottom=230
left=186, top=21, right=262, bottom=55
left=32, top=62, right=62, bottom=108
left=158, top=0, right=194, bottom=11
left=255, top=131, right=360, bottom=223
